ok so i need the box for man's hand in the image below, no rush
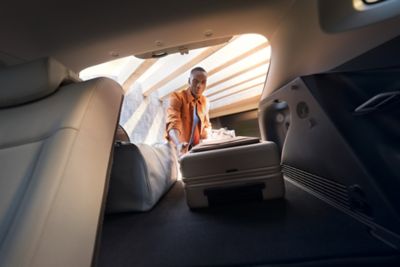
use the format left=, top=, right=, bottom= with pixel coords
left=177, top=142, right=189, bottom=158
left=168, top=129, right=190, bottom=158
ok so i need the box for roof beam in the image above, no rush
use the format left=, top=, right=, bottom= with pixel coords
left=122, top=58, right=158, bottom=92
left=206, top=73, right=266, bottom=98
left=206, top=59, right=269, bottom=90
left=209, top=95, right=260, bottom=118
left=210, top=82, right=264, bottom=102
left=160, top=84, right=187, bottom=100
left=143, top=42, right=228, bottom=97
left=159, top=41, right=269, bottom=100
left=207, top=41, right=269, bottom=76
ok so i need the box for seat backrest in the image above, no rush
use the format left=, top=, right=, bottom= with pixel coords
left=0, top=58, right=123, bottom=267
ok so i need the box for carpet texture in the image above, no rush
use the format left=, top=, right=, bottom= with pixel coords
left=98, top=180, right=399, bottom=266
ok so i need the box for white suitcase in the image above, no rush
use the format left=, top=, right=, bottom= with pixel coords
left=180, top=141, right=285, bottom=208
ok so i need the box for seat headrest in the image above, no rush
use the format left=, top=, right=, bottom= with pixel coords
left=0, top=57, right=80, bottom=108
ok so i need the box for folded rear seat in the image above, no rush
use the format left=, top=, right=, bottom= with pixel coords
left=0, top=58, right=123, bottom=267
left=180, top=138, right=285, bottom=208
left=106, top=130, right=177, bottom=213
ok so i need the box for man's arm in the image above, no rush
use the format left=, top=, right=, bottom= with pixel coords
left=166, top=93, right=188, bottom=157
left=168, top=129, right=189, bottom=157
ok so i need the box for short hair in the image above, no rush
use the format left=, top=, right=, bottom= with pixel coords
left=190, top=67, right=207, bottom=75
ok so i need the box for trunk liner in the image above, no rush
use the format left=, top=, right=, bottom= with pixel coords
left=98, top=180, right=399, bottom=266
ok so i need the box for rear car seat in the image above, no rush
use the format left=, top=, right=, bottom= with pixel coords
left=106, top=127, right=177, bottom=213
left=0, top=58, right=123, bottom=267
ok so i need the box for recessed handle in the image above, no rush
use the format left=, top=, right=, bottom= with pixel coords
left=354, top=91, right=400, bottom=114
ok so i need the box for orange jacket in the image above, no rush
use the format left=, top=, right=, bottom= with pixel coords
left=166, top=89, right=211, bottom=144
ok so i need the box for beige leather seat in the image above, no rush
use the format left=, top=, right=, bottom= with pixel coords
left=0, top=58, right=123, bottom=267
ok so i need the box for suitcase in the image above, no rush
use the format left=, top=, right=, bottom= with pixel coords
left=180, top=141, right=285, bottom=208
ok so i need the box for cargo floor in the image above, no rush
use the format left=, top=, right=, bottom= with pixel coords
left=98, top=180, right=400, bottom=267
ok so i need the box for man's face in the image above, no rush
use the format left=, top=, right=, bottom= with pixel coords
left=189, top=71, right=207, bottom=98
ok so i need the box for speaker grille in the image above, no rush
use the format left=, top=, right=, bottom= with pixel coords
left=282, top=164, right=352, bottom=210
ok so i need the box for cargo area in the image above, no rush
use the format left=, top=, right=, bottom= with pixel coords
left=98, top=179, right=400, bottom=267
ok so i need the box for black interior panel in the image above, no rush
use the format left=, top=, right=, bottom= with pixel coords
left=211, top=109, right=261, bottom=137
left=259, top=69, right=400, bottom=246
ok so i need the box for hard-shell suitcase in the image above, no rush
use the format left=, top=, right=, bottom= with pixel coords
left=180, top=141, right=285, bottom=208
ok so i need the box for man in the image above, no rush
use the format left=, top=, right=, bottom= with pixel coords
left=166, top=67, right=211, bottom=157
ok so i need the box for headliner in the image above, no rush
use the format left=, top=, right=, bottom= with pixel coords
left=1, top=0, right=400, bottom=97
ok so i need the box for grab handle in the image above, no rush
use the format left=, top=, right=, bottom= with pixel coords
left=354, top=91, right=400, bottom=114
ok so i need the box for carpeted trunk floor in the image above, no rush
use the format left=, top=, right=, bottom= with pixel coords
left=97, top=180, right=399, bottom=267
